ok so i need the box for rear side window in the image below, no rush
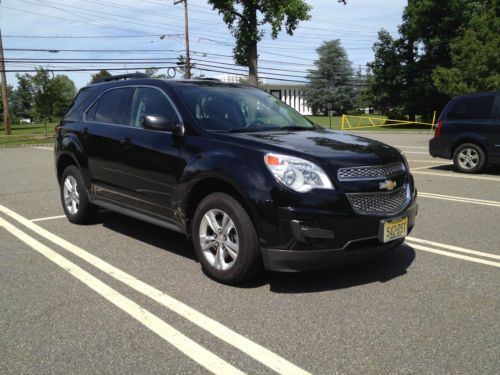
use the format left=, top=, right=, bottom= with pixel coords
left=64, top=88, right=97, bottom=121
left=94, top=88, right=135, bottom=125
left=447, top=96, right=494, bottom=120
left=85, top=100, right=98, bottom=122
left=130, top=87, right=179, bottom=128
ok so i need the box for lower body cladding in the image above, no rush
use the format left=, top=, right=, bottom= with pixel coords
left=259, top=198, right=418, bottom=272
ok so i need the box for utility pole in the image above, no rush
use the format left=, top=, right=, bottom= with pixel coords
left=0, top=28, right=11, bottom=135
left=174, top=0, right=191, bottom=79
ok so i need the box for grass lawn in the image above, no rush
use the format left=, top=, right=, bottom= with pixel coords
left=0, top=122, right=57, bottom=146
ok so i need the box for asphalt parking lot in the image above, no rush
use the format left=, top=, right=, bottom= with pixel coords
left=0, top=132, right=499, bottom=374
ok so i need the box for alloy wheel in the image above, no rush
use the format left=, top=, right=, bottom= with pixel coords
left=457, top=148, right=479, bottom=170
left=199, top=209, right=239, bottom=271
left=63, top=175, right=80, bottom=215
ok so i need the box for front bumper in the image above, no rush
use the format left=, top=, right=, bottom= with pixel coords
left=259, top=196, right=417, bottom=272
left=261, top=238, right=405, bottom=272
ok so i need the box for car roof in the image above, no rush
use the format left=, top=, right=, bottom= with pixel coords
left=85, top=78, right=250, bottom=90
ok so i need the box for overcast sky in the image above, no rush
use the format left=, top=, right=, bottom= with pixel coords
left=1, top=0, right=405, bottom=88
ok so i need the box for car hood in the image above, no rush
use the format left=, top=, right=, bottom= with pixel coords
left=220, top=128, right=402, bottom=168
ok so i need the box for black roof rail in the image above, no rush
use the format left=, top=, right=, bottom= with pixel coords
left=197, top=78, right=221, bottom=82
left=96, top=73, right=149, bottom=83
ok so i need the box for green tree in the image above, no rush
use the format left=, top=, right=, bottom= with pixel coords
left=31, top=69, right=55, bottom=134
left=0, top=84, right=16, bottom=123
left=366, top=30, right=403, bottom=116
left=366, top=0, right=494, bottom=119
left=432, top=5, right=500, bottom=96
left=30, top=69, right=76, bottom=134
left=144, top=67, right=168, bottom=79
left=51, top=75, right=76, bottom=118
left=14, top=73, right=34, bottom=119
left=208, top=0, right=325, bottom=86
left=397, top=0, right=489, bottom=117
left=89, top=69, right=112, bottom=84
left=304, top=40, right=354, bottom=115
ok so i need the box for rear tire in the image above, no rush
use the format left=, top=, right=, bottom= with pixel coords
left=453, top=143, right=486, bottom=174
left=60, top=165, right=98, bottom=224
left=192, top=193, right=262, bottom=284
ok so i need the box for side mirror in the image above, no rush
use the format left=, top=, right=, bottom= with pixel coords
left=142, top=115, right=184, bottom=136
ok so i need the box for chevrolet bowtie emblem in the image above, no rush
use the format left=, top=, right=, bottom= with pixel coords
left=379, top=179, right=397, bottom=191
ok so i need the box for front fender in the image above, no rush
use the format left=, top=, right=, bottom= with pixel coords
left=178, top=150, right=274, bottom=237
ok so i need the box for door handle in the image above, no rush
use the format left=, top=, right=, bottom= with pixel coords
left=120, top=137, right=132, bottom=148
left=81, top=127, right=89, bottom=137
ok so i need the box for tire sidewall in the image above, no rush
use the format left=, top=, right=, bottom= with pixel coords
left=453, top=143, right=486, bottom=174
left=192, top=193, right=260, bottom=284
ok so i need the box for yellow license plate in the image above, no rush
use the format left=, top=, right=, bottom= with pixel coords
left=382, top=217, right=408, bottom=243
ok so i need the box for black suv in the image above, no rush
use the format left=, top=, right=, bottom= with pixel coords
left=429, top=92, right=500, bottom=173
left=55, top=74, right=417, bottom=284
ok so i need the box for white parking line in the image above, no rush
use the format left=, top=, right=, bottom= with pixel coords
left=33, top=146, right=53, bottom=150
left=412, top=170, right=500, bottom=182
left=395, top=145, right=427, bottom=149
left=406, top=237, right=500, bottom=260
left=31, top=214, right=66, bottom=222
left=0, top=204, right=311, bottom=375
left=407, top=243, right=500, bottom=268
left=0, top=216, right=245, bottom=375
left=418, top=192, right=500, bottom=208
left=408, top=160, right=450, bottom=164
left=402, top=151, right=429, bottom=154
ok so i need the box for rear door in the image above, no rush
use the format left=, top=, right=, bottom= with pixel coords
left=83, top=87, right=135, bottom=201
left=490, top=94, right=500, bottom=162
left=444, top=94, right=496, bottom=152
left=116, top=86, right=183, bottom=223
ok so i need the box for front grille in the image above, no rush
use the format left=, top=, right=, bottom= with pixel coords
left=346, top=184, right=410, bottom=215
left=338, top=162, right=405, bottom=181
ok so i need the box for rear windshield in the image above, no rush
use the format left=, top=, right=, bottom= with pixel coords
left=447, top=96, right=495, bottom=120
left=177, top=86, right=314, bottom=132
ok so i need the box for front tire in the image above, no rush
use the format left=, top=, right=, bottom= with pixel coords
left=453, top=143, right=486, bottom=173
left=192, top=193, right=261, bottom=284
left=60, top=165, right=98, bottom=224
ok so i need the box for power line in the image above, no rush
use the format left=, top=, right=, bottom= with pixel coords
left=3, top=34, right=182, bottom=39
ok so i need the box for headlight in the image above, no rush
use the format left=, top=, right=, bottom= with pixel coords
left=264, top=153, right=334, bottom=192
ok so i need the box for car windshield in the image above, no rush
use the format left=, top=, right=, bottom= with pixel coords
left=177, top=85, right=315, bottom=132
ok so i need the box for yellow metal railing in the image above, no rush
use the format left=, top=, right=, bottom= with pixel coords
left=341, top=111, right=437, bottom=131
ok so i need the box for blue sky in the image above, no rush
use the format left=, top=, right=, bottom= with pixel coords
left=1, top=0, right=406, bottom=88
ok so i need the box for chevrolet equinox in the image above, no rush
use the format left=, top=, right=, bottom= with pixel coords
left=55, top=74, right=418, bottom=284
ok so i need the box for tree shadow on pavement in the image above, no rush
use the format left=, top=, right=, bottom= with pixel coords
left=245, top=244, right=416, bottom=293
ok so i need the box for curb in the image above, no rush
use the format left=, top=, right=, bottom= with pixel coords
left=0, top=143, right=55, bottom=149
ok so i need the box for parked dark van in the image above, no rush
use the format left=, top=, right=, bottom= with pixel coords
left=429, top=92, right=500, bottom=173
left=55, top=74, right=417, bottom=284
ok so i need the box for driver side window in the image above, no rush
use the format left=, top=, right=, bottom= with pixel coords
left=130, top=87, right=179, bottom=128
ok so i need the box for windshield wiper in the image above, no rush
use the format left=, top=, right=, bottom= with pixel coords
left=208, top=128, right=251, bottom=133
left=263, top=126, right=313, bottom=131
